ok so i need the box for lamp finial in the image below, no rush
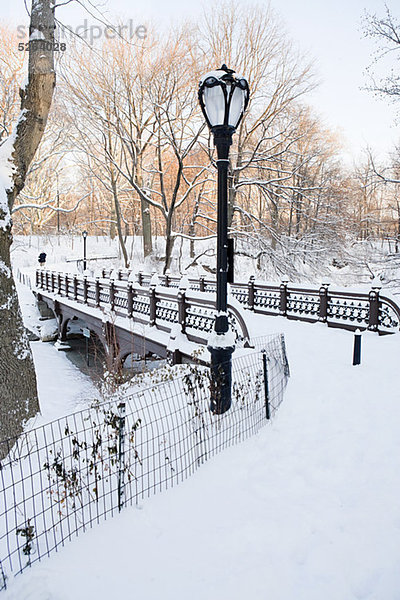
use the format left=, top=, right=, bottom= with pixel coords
left=220, top=64, right=235, bottom=74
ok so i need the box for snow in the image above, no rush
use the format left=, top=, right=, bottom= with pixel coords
left=0, top=137, right=15, bottom=193
left=29, top=29, right=45, bottom=41
left=15, top=280, right=101, bottom=424
left=208, top=327, right=236, bottom=349
left=0, top=260, right=11, bottom=279
left=11, top=234, right=399, bottom=298
left=39, top=318, right=58, bottom=342
left=3, top=236, right=400, bottom=599
left=0, top=187, right=11, bottom=231
left=0, top=137, right=13, bottom=230
left=149, top=271, right=160, bottom=286
left=166, top=322, right=185, bottom=351
left=4, top=312, right=400, bottom=599
left=128, top=270, right=138, bottom=283
left=179, top=274, right=189, bottom=289
left=0, top=110, right=29, bottom=230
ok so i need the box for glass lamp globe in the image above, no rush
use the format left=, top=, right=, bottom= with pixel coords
left=199, top=65, right=249, bottom=131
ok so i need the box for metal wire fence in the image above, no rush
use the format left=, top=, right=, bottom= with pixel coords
left=0, top=334, right=289, bottom=591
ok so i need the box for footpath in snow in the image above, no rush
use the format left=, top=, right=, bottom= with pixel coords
left=4, top=280, right=400, bottom=600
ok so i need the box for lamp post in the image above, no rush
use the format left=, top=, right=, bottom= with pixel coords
left=198, top=64, right=250, bottom=414
left=56, top=172, right=60, bottom=237
left=82, top=230, right=88, bottom=271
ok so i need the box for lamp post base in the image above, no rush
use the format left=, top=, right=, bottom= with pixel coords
left=208, top=344, right=235, bottom=415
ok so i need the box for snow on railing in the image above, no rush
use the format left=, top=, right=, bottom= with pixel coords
left=34, top=270, right=252, bottom=346
left=96, top=269, right=400, bottom=334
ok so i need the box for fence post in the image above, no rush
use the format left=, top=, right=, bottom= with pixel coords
left=65, top=274, right=69, bottom=298
left=262, top=351, right=270, bottom=420
left=248, top=275, right=255, bottom=310
left=36, top=270, right=40, bottom=288
left=0, top=558, right=6, bottom=592
left=368, top=286, right=380, bottom=332
left=127, top=283, right=133, bottom=318
left=280, top=334, right=290, bottom=378
left=109, top=280, right=115, bottom=311
left=73, top=275, right=78, bottom=301
left=57, top=272, right=62, bottom=295
left=199, top=276, right=205, bottom=292
left=45, top=270, right=49, bottom=290
left=83, top=276, right=88, bottom=304
left=51, top=272, right=55, bottom=293
left=319, top=283, right=330, bottom=322
left=353, top=329, right=362, bottom=365
left=280, top=280, right=288, bottom=316
left=178, top=290, right=186, bottom=333
left=164, top=271, right=170, bottom=288
left=149, top=285, right=156, bottom=326
left=137, top=271, right=143, bottom=286
left=95, top=277, right=100, bottom=307
left=117, top=401, right=126, bottom=512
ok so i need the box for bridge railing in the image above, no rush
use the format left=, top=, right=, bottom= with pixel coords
left=35, top=270, right=251, bottom=344
left=36, top=269, right=400, bottom=335
left=98, top=269, right=400, bottom=334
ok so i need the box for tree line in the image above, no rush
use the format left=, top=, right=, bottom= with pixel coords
left=1, top=4, right=399, bottom=278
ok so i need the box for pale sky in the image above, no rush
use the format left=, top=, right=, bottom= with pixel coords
left=3, top=0, right=399, bottom=164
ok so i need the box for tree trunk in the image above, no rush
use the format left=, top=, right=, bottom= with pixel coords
left=141, top=198, right=152, bottom=257
left=110, top=202, right=116, bottom=239
left=270, top=197, right=279, bottom=251
left=0, top=229, right=39, bottom=454
left=0, top=0, right=55, bottom=453
left=135, top=155, right=152, bottom=258
left=189, top=190, right=202, bottom=258
left=110, top=166, right=129, bottom=268
left=288, top=200, right=293, bottom=237
left=163, top=213, right=175, bottom=274
left=295, top=192, right=302, bottom=238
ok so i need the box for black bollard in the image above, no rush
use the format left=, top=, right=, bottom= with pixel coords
left=352, top=329, right=362, bottom=366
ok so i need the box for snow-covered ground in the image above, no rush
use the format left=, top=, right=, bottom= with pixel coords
left=16, top=281, right=101, bottom=425
left=3, top=236, right=400, bottom=598
left=11, top=233, right=400, bottom=295
left=3, top=235, right=400, bottom=598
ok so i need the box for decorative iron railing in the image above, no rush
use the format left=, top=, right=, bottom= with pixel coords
left=98, top=269, right=400, bottom=334
left=35, top=270, right=251, bottom=345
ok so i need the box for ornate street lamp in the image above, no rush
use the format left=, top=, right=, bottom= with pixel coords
left=198, top=65, right=250, bottom=414
left=82, top=230, right=88, bottom=271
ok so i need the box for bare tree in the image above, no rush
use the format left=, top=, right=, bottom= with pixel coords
left=197, top=2, right=315, bottom=230
left=11, top=99, right=75, bottom=234
left=363, top=5, right=400, bottom=106
left=60, top=41, right=131, bottom=265
left=127, top=34, right=210, bottom=272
